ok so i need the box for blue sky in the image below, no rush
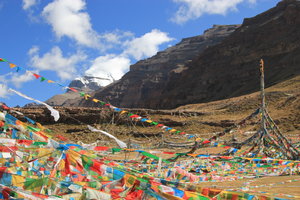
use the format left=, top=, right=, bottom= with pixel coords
left=0, top=0, right=280, bottom=107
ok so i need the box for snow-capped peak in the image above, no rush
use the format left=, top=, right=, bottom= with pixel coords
left=69, top=75, right=114, bottom=92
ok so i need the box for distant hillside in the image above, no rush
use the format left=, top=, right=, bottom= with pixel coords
left=46, top=75, right=114, bottom=106
left=79, top=0, right=300, bottom=109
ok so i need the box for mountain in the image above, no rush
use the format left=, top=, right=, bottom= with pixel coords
left=79, top=0, right=300, bottom=109
left=45, top=75, right=114, bottom=106
left=68, top=75, right=114, bottom=91
left=73, top=24, right=240, bottom=107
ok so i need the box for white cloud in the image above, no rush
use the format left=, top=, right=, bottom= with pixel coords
left=171, top=0, right=256, bottom=24
left=0, top=84, right=9, bottom=98
left=10, top=71, right=35, bottom=88
left=0, top=72, right=35, bottom=91
left=84, top=29, right=173, bottom=82
left=100, top=30, right=134, bottom=45
left=42, top=0, right=100, bottom=48
left=85, top=54, right=131, bottom=81
left=124, top=29, right=173, bottom=60
left=22, top=0, right=38, bottom=10
left=29, top=46, right=86, bottom=80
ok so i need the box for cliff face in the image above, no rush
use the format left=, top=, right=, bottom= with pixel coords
left=156, top=0, right=300, bottom=108
left=79, top=25, right=240, bottom=108
left=80, top=0, right=300, bottom=109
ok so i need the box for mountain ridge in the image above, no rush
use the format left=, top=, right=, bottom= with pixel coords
left=80, top=0, right=300, bottom=109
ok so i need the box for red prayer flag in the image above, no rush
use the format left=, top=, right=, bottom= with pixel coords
left=17, top=139, right=33, bottom=146
left=163, top=152, right=175, bottom=154
left=94, top=146, right=110, bottom=151
left=55, top=135, right=68, bottom=141
left=1, top=104, right=10, bottom=110
left=69, top=87, right=78, bottom=92
left=129, top=114, right=140, bottom=118
left=65, top=153, right=71, bottom=174
left=33, top=73, right=41, bottom=79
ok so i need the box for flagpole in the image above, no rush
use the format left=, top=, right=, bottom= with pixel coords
left=260, top=59, right=266, bottom=133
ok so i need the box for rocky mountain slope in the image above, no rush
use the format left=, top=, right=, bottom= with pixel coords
left=57, top=24, right=238, bottom=107
left=46, top=75, right=114, bottom=106
left=79, top=0, right=300, bottom=109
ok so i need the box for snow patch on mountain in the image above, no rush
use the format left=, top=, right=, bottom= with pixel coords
left=69, top=75, right=114, bottom=92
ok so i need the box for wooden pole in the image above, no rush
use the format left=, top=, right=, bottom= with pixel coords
left=258, top=59, right=267, bottom=155
left=260, top=59, right=266, bottom=132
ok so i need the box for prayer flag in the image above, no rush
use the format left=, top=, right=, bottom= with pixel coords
left=9, top=63, right=16, bottom=68
left=33, top=73, right=41, bottom=79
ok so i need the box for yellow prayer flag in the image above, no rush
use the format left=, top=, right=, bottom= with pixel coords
left=68, top=150, right=82, bottom=165
left=84, top=94, right=91, bottom=100
left=92, top=98, right=100, bottom=103
left=38, top=148, right=52, bottom=157
left=36, top=122, right=44, bottom=130
left=120, top=110, right=128, bottom=115
left=9, top=63, right=17, bottom=68
left=12, top=175, right=25, bottom=187
left=58, top=159, right=65, bottom=171
left=47, top=80, right=55, bottom=83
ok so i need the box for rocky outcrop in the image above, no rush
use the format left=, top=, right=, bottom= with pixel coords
left=78, top=25, right=240, bottom=108
left=79, top=0, right=300, bottom=109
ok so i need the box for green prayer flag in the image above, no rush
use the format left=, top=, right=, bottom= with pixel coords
left=40, top=77, right=46, bottom=82
left=82, top=155, right=93, bottom=169
left=45, top=129, right=52, bottom=133
left=24, top=177, right=49, bottom=190
left=112, top=148, right=122, bottom=154
left=27, top=126, right=40, bottom=132
left=141, top=151, right=159, bottom=160
left=32, top=141, right=47, bottom=146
